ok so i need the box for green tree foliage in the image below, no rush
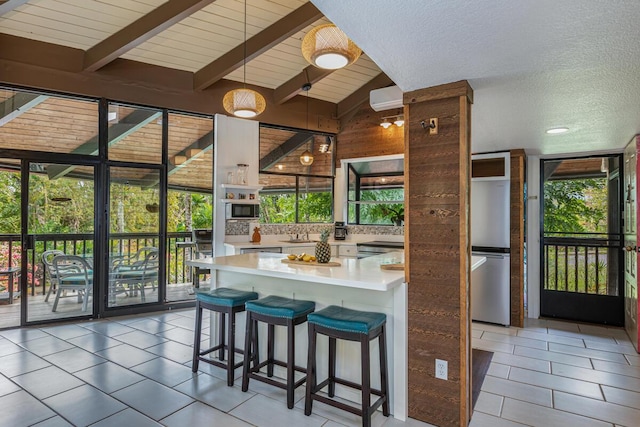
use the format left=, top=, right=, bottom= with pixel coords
left=260, top=191, right=331, bottom=223
left=543, top=178, right=607, bottom=233
left=350, top=188, right=404, bottom=225
left=0, top=170, right=20, bottom=233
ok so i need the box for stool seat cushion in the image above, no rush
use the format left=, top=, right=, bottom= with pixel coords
left=308, top=305, right=386, bottom=334
left=245, top=295, right=315, bottom=319
left=196, top=287, right=259, bottom=307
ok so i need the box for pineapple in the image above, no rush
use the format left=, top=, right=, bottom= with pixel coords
left=315, top=228, right=332, bottom=263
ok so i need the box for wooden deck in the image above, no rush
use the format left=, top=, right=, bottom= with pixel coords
left=0, top=282, right=197, bottom=329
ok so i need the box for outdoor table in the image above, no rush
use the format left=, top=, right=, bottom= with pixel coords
left=0, top=267, right=21, bottom=304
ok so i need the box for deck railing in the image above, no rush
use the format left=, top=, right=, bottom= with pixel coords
left=543, top=232, right=622, bottom=296
left=0, top=232, right=195, bottom=296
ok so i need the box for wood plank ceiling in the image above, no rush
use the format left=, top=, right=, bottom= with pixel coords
left=0, top=0, right=391, bottom=191
left=0, top=0, right=385, bottom=104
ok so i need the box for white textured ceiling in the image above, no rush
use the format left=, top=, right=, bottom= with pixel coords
left=311, top=0, right=640, bottom=156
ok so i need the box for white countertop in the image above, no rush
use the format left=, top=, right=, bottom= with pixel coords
left=188, top=253, right=487, bottom=292
left=188, top=252, right=406, bottom=291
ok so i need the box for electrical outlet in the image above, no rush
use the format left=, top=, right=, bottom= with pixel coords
left=435, top=359, right=448, bottom=380
left=430, top=118, right=438, bottom=134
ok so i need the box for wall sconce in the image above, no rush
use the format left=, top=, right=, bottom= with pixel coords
left=380, top=114, right=404, bottom=128
left=319, top=136, right=333, bottom=153
left=276, top=164, right=284, bottom=170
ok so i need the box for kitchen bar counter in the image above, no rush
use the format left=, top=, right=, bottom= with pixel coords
left=187, top=253, right=486, bottom=422
left=188, top=252, right=405, bottom=291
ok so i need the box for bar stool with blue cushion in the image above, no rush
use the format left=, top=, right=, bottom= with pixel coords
left=241, top=295, right=315, bottom=408
left=192, top=287, right=258, bottom=386
left=304, top=305, right=389, bottom=427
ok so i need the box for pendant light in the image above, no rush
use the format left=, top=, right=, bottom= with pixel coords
left=301, top=24, right=361, bottom=69
left=299, top=82, right=314, bottom=166
left=223, top=0, right=266, bottom=118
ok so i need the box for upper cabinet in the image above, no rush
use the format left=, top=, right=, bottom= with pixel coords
left=472, top=152, right=511, bottom=181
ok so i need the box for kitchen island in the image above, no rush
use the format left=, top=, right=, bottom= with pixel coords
left=187, top=252, right=486, bottom=422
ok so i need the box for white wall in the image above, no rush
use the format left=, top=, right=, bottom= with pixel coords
left=213, top=114, right=260, bottom=256
left=526, top=155, right=541, bottom=319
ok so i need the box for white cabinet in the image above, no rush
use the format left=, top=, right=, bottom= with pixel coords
left=472, top=152, right=510, bottom=181
left=338, top=244, right=357, bottom=258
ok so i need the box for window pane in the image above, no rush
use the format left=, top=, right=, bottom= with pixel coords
left=28, top=164, right=95, bottom=234
left=259, top=174, right=296, bottom=223
left=298, top=177, right=332, bottom=223
left=167, top=111, right=214, bottom=301
left=0, top=88, right=98, bottom=155
left=107, top=103, right=162, bottom=164
left=259, top=127, right=333, bottom=176
left=167, top=112, right=213, bottom=193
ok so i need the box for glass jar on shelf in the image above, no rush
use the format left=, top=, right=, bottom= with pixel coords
left=236, top=163, right=249, bottom=185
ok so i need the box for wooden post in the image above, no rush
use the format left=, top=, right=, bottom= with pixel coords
left=404, top=80, right=473, bottom=427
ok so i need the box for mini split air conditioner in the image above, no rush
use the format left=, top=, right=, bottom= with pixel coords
left=369, top=85, right=403, bottom=111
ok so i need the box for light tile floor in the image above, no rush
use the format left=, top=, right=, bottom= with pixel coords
left=0, top=310, right=637, bottom=426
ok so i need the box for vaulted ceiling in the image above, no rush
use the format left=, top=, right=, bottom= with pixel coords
left=0, top=0, right=390, bottom=121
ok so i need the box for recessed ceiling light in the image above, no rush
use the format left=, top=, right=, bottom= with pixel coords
left=546, top=127, right=569, bottom=134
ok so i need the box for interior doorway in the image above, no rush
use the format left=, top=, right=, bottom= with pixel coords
left=540, top=155, right=624, bottom=325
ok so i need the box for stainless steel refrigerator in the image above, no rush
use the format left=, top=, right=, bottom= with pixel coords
left=471, top=179, right=511, bottom=326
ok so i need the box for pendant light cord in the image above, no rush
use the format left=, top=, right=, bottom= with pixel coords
left=243, top=0, right=247, bottom=89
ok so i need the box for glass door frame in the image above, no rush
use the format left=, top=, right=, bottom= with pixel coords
left=101, top=161, right=167, bottom=315
left=19, top=155, right=102, bottom=326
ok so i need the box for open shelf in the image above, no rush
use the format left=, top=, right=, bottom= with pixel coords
left=221, top=198, right=260, bottom=204
left=220, top=184, right=263, bottom=191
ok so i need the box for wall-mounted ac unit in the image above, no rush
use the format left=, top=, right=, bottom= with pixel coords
left=369, top=85, right=403, bottom=111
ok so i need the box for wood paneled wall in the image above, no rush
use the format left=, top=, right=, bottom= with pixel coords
left=404, top=81, right=473, bottom=427
left=510, top=149, right=526, bottom=327
left=336, top=102, right=404, bottom=162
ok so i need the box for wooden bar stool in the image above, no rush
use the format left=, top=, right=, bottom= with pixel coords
left=192, top=287, right=259, bottom=386
left=241, top=295, right=315, bottom=408
left=304, top=305, right=389, bottom=427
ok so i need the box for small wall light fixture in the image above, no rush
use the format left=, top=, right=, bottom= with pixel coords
left=380, top=114, right=404, bottom=128
left=380, top=118, right=392, bottom=129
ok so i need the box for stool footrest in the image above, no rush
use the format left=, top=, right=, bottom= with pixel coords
left=252, top=359, right=306, bottom=374
left=198, top=356, right=244, bottom=371
left=311, top=377, right=384, bottom=397
left=311, top=393, right=387, bottom=417
left=247, top=372, right=305, bottom=390
left=199, top=344, right=245, bottom=358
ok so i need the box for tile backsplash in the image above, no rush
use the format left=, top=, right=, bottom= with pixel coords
left=225, top=221, right=403, bottom=236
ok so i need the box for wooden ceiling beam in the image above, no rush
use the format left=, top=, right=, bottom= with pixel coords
left=0, top=0, right=28, bottom=16
left=259, top=132, right=313, bottom=170
left=273, top=65, right=333, bottom=104
left=194, top=2, right=322, bottom=91
left=0, top=34, right=340, bottom=133
left=336, top=73, right=394, bottom=119
left=83, top=0, right=217, bottom=72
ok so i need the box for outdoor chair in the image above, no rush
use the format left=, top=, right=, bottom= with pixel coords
left=41, top=250, right=65, bottom=302
left=112, top=249, right=159, bottom=303
left=52, top=255, right=93, bottom=312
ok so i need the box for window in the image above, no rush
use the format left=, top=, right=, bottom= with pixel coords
left=259, top=125, right=334, bottom=223
left=345, top=156, right=404, bottom=225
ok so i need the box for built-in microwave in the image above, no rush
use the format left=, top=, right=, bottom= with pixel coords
left=225, top=203, right=259, bottom=219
